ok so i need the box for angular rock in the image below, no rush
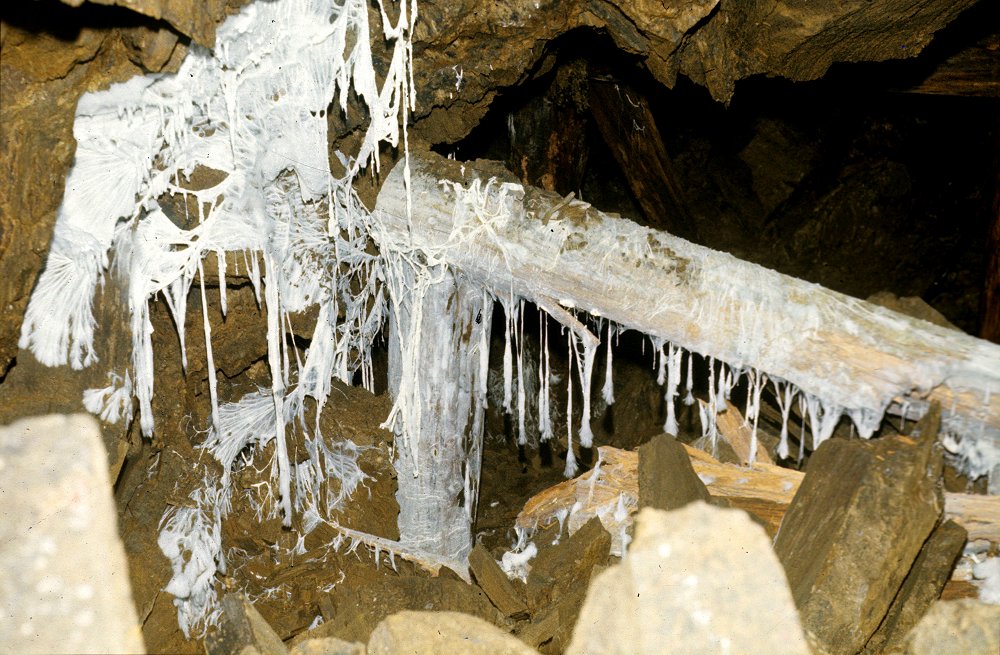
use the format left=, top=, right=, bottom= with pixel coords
left=773, top=405, right=945, bottom=655
left=469, top=544, right=529, bottom=619
left=205, top=593, right=288, bottom=655
left=566, top=504, right=809, bottom=655
left=638, top=433, right=714, bottom=510
left=517, top=589, right=587, bottom=655
left=864, top=519, right=968, bottom=654
left=526, top=516, right=611, bottom=611
left=367, top=611, right=539, bottom=655
left=0, top=414, right=145, bottom=654
left=901, top=599, right=1000, bottom=655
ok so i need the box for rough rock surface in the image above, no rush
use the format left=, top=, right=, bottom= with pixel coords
left=290, top=575, right=502, bottom=646
left=205, top=593, right=288, bottom=655
left=526, top=516, right=611, bottom=611
left=901, top=598, right=1000, bottom=655
left=773, top=406, right=945, bottom=655
left=638, top=432, right=714, bottom=510
left=469, top=544, right=529, bottom=619
left=566, top=504, right=809, bottom=655
left=864, top=519, right=968, bottom=654
left=367, top=611, right=540, bottom=655
left=0, top=414, right=145, bottom=653
left=290, top=637, right=365, bottom=655
left=57, top=0, right=239, bottom=48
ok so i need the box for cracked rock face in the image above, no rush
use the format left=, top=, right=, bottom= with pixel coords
left=0, top=0, right=977, bottom=378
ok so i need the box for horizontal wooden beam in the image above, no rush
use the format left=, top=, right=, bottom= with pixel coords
left=514, top=445, right=1000, bottom=544
left=374, top=153, right=1000, bottom=468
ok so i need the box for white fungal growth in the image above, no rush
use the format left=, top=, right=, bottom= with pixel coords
left=772, top=379, right=796, bottom=460
left=157, top=474, right=229, bottom=638
left=83, top=370, right=133, bottom=424
left=565, top=328, right=578, bottom=478
left=19, top=0, right=417, bottom=635
left=538, top=313, right=554, bottom=442
left=572, top=323, right=598, bottom=449
left=602, top=321, right=616, bottom=406
left=663, top=342, right=682, bottom=436
left=684, top=349, right=695, bottom=406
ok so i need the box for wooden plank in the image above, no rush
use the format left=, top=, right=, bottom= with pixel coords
left=373, top=152, right=1000, bottom=472
left=514, top=444, right=1000, bottom=545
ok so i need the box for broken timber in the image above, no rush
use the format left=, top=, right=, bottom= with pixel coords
left=374, top=152, right=1000, bottom=471
left=513, top=444, right=1000, bottom=546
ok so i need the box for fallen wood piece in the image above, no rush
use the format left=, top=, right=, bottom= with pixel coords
left=515, top=444, right=1000, bottom=550
left=516, top=446, right=638, bottom=556
left=374, top=153, right=1000, bottom=476
left=309, top=520, right=472, bottom=583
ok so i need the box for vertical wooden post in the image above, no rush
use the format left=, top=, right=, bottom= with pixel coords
left=387, top=266, right=492, bottom=560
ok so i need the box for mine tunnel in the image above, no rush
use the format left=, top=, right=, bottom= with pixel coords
left=1, top=0, right=999, bottom=653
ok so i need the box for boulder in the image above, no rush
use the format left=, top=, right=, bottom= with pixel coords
left=566, top=504, right=809, bottom=655
left=774, top=406, right=945, bottom=654
left=638, top=433, right=714, bottom=510
left=0, top=414, right=145, bottom=654
left=902, top=599, right=1000, bottom=655
left=367, top=611, right=539, bottom=655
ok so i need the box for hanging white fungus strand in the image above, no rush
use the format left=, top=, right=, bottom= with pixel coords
left=197, top=260, right=220, bottom=431
left=502, top=298, right=515, bottom=413
left=655, top=338, right=667, bottom=387
left=574, top=325, right=599, bottom=449
left=684, top=349, right=695, bottom=405
left=264, top=254, right=293, bottom=527
left=746, top=369, right=767, bottom=466
left=602, top=321, right=615, bottom=406
left=564, top=328, right=578, bottom=478
left=538, top=313, right=553, bottom=442
left=772, top=379, right=796, bottom=460
left=517, top=299, right=527, bottom=446
left=706, top=357, right=719, bottom=451
left=798, top=393, right=808, bottom=464
left=663, top=343, right=683, bottom=436
left=477, top=292, right=491, bottom=411
left=217, top=250, right=228, bottom=317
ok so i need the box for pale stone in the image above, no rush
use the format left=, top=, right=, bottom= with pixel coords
left=566, top=503, right=809, bottom=655
left=0, top=414, right=145, bottom=653
left=367, top=611, right=539, bottom=655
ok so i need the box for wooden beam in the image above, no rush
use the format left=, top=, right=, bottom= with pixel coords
left=899, top=34, right=1000, bottom=98
left=385, top=264, right=492, bottom=561
left=588, top=75, right=696, bottom=240
left=514, top=445, right=1000, bottom=544
left=374, top=152, right=1000, bottom=466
